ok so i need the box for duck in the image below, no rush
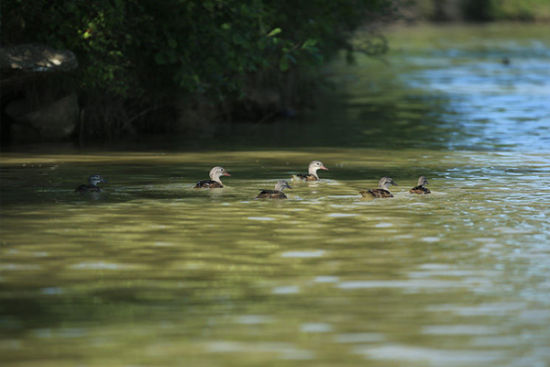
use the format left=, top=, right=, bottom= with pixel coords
left=75, top=174, right=106, bottom=193
left=292, top=160, right=328, bottom=181
left=194, top=166, right=231, bottom=188
left=256, top=180, right=292, bottom=199
left=360, top=177, right=397, bottom=198
left=409, top=176, right=431, bottom=194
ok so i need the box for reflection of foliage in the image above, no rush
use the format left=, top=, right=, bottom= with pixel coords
left=349, top=33, right=389, bottom=64
left=1, top=0, right=394, bottom=99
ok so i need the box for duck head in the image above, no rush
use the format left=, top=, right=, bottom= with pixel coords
left=88, top=174, right=106, bottom=187
left=308, top=160, right=328, bottom=178
left=275, top=180, right=292, bottom=192
left=417, top=176, right=429, bottom=186
left=379, top=176, right=397, bottom=190
left=209, top=166, right=231, bottom=184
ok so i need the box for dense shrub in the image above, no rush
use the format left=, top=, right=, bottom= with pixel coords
left=2, top=0, right=394, bottom=100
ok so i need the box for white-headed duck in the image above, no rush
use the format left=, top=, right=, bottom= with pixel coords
left=256, top=180, right=292, bottom=199
left=194, top=166, right=231, bottom=188
left=409, top=176, right=431, bottom=194
left=293, top=160, right=328, bottom=181
left=360, top=177, right=397, bottom=198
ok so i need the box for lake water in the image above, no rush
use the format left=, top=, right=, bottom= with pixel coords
left=1, top=24, right=549, bottom=366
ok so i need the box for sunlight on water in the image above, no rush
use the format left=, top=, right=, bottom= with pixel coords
left=1, top=24, right=550, bottom=367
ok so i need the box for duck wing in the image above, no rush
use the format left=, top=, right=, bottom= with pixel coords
left=256, top=189, right=273, bottom=198
left=256, top=190, right=287, bottom=199
left=75, top=184, right=100, bottom=193
left=360, top=189, right=393, bottom=198
left=194, top=180, right=223, bottom=188
left=409, top=186, right=430, bottom=194
left=293, top=173, right=317, bottom=181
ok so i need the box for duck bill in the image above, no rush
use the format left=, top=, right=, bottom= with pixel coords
left=320, top=166, right=328, bottom=171
left=223, top=172, right=231, bottom=177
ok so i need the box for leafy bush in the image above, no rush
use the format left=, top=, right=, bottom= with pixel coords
left=2, top=0, right=394, bottom=138
left=3, top=0, right=393, bottom=97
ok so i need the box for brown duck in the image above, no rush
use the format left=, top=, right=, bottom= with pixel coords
left=194, top=166, right=231, bottom=188
left=292, top=160, right=328, bottom=181
left=360, top=177, right=397, bottom=198
left=409, top=176, right=431, bottom=194
left=256, top=180, right=292, bottom=199
left=75, top=174, right=105, bottom=193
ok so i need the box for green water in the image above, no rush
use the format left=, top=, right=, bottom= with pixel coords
left=1, top=25, right=550, bottom=366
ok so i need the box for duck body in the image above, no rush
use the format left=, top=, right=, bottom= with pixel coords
left=256, top=180, right=291, bottom=199
left=293, top=173, right=318, bottom=181
left=360, top=177, right=397, bottom=199
left=293, top=160, right=328, bottom=182
left=360, top=188, right=393, bottom=198
left=75, top=184, right=102, bottom=193
left=194, top=180, right=224, bottom=189
left=409, top=176, right=430, bottom=194
left=409, top=186, right=431, bottom=194
left=194, top=166, right=230, bottom=189
left=256, top=190, right=287, bottom=199
left=75, top=174, right=105, bottom=193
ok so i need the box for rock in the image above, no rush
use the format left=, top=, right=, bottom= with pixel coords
left=0, top=44, right=78, bottom=75
left=1, top=44, right=79, bottom=142
left=6, top=93, right=79, bottom=141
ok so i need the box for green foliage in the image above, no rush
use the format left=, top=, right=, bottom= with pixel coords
left=2, top=0, right=393, bottom=100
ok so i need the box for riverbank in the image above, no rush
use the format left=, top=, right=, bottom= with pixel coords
left=2, top=20, right=548, bottom=147
left=1, top=1, right=397, bottom=145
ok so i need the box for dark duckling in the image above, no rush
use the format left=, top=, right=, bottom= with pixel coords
left=293, top=160, right=328, bottom=181
left=75, top=174, right=105, bottom=193
left=360, top=177, right=397, bottom=198
left=194, top=166, right=231, bottom=188
left=409, top=176, right=431, bottom=194
left=256, top=180, right=292, bottom=199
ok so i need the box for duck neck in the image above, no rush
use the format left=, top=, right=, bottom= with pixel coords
left=308, top=167, right=319, bottom=178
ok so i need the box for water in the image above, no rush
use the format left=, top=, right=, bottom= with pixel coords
left=1, top=24, right=550, bottom=366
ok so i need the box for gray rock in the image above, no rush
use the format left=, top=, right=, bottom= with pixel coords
left=1, top=44, right=79, bottom=142
left=0, top=44, right=78, bottom=74
left=6, top=93, right=79, bottom=140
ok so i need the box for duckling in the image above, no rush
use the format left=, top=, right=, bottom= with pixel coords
left=75, top=174, right=105, bottom=193
left=293, top=160, right=328, bottom=181
left=360, top=177, right=397, bottom=198
left=256, top=180, right=292, bottom=199
left=409, top=176, right=431, bottom=194
left=194, top=166, right=231, bottom=188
